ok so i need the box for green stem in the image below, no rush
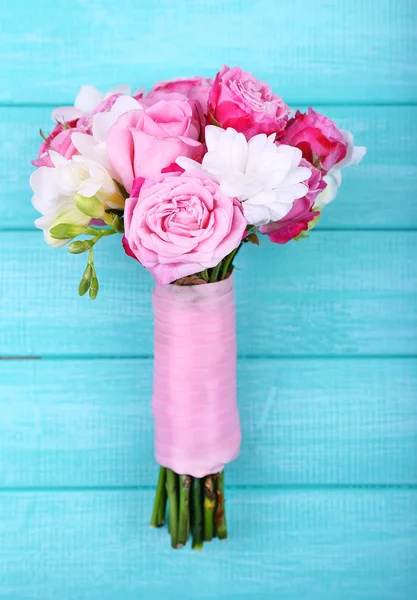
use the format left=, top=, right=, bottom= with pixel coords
left=178, top=475, right=192, bottom=546
left=150, top=467, right=167, bottom=528
left=209, top=262, right=222, bottom=283
left=203, top=475, right=215, bottom=541
left=166, top=469, right=179, bottom=548
left=84, top=226, right=117, bottom=237
left=200, top=269, right=209, bottom=282
left=220, top=244, right=241, bottom=280
left=192, top=478, right=203, bottom=551
left=214, top=471, right=227, bottom=540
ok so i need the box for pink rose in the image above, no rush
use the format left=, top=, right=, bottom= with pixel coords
left=208, top=65, right=290, bottom=138
left=107, top=99, right=204, bottom=193
left=32, top=120, right=82, bottom=168
left=123, top=171, right=247, bottom=285
left=259, top=160, right=325, bottom=244
left=282, top=108, right=348, bottom=173
left=148, top=76, right=213, bottom=116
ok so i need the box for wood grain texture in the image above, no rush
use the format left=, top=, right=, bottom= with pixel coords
left=1, top=0, right=416, bottom=104
left=1, top=231, right=415, bottom=357
left=6, top=105, right=417, bottom=231
left=1, top=489, right=416, bottom=600
left=0, top=358, right=416, bottom=487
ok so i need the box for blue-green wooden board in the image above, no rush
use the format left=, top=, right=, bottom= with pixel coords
left=1, top=0, right=416, bottom=598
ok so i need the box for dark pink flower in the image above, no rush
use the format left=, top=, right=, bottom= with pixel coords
left=282, top=108, right=348, bottom=173
left=208, top=65, right=290, bottom=138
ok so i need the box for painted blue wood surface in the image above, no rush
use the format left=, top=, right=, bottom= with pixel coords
left=1, top=0, right=416, bottom=598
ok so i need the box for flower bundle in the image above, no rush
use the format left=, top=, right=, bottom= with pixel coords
left=31, top=66, right=365, bottom=550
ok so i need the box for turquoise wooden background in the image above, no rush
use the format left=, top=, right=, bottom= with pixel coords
left=1, top=1, right=416, bottom=598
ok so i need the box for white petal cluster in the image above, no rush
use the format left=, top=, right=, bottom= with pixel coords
left=315, top=129, right=367, bottom=209
left=30, top=152, right=124, bottom=246
left=71, top=95, right=143, bottom=175
left=51, top=84, right=133, bottom=124
left=177, top=126, right=311, bottom=226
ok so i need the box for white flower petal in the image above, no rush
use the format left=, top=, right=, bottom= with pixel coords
left=71, top=132, right=114, bottom=175
left=315, top=170, right=342, bottom=208
left=74, top=85, right=104, bottom=113
left=92, top=95, right=143, bottom=142
left=49, top=150, right=69, bottom=168
left=104, top=84, right=132, bottom=98
left=337, top=129, right=367, bottom=169
left=176, top=156, right=204, bottom=171
left=242, top=202, right=271, bottom=226
left=198, top=126, right=309, bottom=226
left=204, top=125, right=224, bottom=150
left=51, top=106, right=84, bottom=123
left=348, top=145, right=367, bottom=166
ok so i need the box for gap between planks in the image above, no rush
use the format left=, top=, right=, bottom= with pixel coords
left=1, top=484, right=417, bottom=493
left=1, top=355, right=417, bottom=361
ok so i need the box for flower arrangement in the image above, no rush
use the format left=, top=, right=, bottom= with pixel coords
left=31, top=66, right=366, bottom=550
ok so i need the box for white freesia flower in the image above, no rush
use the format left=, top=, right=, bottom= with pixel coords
left=177, top=126, right=311, bottom=226
left=51, top=84, right=132, bottom=124
left=30, top=152, right=124, bottom=246
left=315, top=129, right=366, bottom=209
left=71, top=95, right=143, bottom=174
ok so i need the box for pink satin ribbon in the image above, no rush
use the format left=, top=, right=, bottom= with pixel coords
left=152, top=274, right=241, bottom=477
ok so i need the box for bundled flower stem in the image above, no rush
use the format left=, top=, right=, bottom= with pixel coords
left=203, top=475, right=216, bottom=542
left=150, top=466, right=167, bottom=528
left=192, top=478, right=204, bottom=551
left=166, top=469, right=179, bottom=548
left=214, top=471, right=227, bottom=539
left=178, top=475, right=191, bottom=546
left=151, top=468, right=228, bottom=550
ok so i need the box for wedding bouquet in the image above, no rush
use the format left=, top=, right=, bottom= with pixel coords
left=30, top=65, right=366, bottom=550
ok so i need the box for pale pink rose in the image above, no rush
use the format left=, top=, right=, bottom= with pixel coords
left=32, top=120, right=84, bottom=168
left=208, top=65, right=290, bottom=138
left=123, top=171, right=247, bottom=285
left=140, top=91, right=204, bottom=139
left=259, top=159, right=325, bottom=244
left=107, top=99, right=204, bottom=192
left=148, top=77, right=213, bottom=116
left=282, top=108, right=348, bottom=173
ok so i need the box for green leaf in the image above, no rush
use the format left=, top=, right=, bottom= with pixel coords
left=114, top=180, right=129, bottom=200
left=39, top=129, right=48, bottom=142
left=246, top=232, right=260, bottom=246
left=307, top=209, right=322, bottom=232
left=311, top=153, right=323, bottom=170
left=208, top=113, right=223, bottom=128
left=104, top=212, right=124, bottom=233
left=105, top=208, right=124, bottom=217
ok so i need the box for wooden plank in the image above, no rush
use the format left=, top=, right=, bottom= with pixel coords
left=1, top=1, right=416, bottom=104
left=0, top=489, right=416, bottom=599
left=5, top=105, right=417, bottom=231
left=0, top=358, right=416, bottom=487
left=0, top=231, right=416, bottom=357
